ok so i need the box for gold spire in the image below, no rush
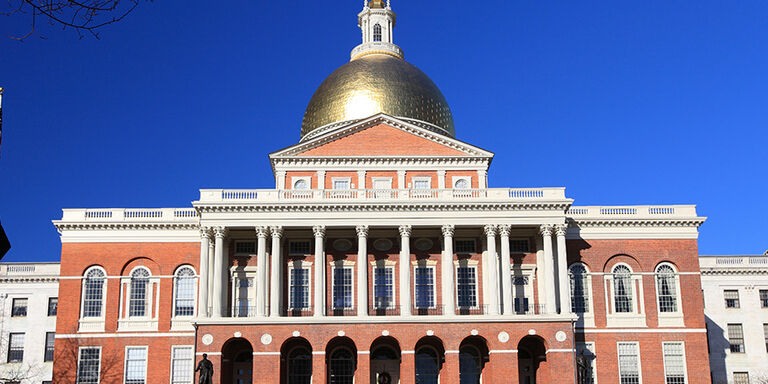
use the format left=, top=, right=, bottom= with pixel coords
left=368, top=0, right=386, bottom=8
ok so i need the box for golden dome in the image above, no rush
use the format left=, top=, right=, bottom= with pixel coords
left=300, top=54, right=455, bottom=140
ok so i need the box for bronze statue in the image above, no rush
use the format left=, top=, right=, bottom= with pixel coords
left=195, top=353, right=214, bottom=384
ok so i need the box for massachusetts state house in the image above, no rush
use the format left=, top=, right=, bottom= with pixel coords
left=52, top=1, right=711, bottom=383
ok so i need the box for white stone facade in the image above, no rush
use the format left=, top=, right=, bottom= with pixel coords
left=701, top=255, right=768, bottom=384
left=0, top=262, right=59, bottom=384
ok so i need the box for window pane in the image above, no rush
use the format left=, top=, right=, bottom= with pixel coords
left=613, top=266, right=634, bottom=313
left=171, top=346, right=194, bottom=384
left=329, top=348, right=355, bottom=384
left=48, top=297, right=58, bottom=316
left=332, top=267, right=353, bottom=309
left=455, top=240, right=475, bottom=253
left=415, top=348, right=439, bottom=384
left=454, top=179, right=469, bottom=189
left=724, top=290, right=740, bottom=308
left=456, top=267, right=477, bottom=308
left=373, top=267, right=393, bottom=309
left=618, top=342, right=640, bottom=384
left=77, top=347, right=100, bottom=384
left=570, top=265, right=590, bottom=313
left=174, top=268, right=196, bottom=317
left=728, top=324, right=745, bottom=353
left=459, top=347, right=481, bottom=384
left=129, top=269, right=150, bottom=317
left=373, top=23, right=382, bottom=42
left=333, top=180, right=350, bottom=190
left=83, top=270, right=105, bottom=318
left=289, top=241, right=311, bottom=255
left=44, top=332, right=55, bottom=362
left=7, top=333, right=24, bottom=362
left=663, top=342, right=686, bottom=384
left=734, top=372, right=749, bottom=384
left=288, top=347, right=312, bottom=384
left=293, top=179, right=308, bottom=190
left=413, top=180, right=430, bottom=190
left=11, top=298, right=27, bottom=317
left=656, top=265, right=678, bottom=313
left=290, top=268, right=310, bottom=309
left=414, top=267, right=434, bottom=308
left=125, top=347, right=147, bottom=384
left=760, top=290, right=768, bottom=308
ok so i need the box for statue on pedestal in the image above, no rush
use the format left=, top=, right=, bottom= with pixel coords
left=195, top=353, right=214, bottom=384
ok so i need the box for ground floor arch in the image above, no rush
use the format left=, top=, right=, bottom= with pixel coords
left=326, top=336, right=358, bottom=384
left=459, top=336, right=489, bottom=384
left=221, top=338, right=253, bottom=384
left=518, top=335, right=547, bottom=384
left=414, top=336, right=445, bottom=384
left=370, top=336, right=401, bottom=384
left=281, top=337, right=313, bottom=384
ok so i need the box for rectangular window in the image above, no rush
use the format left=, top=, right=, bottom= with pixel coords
left=171, top=346, right=194, bottom=384
left=48, top=297, right=58, bottom=316
left=727, top=323, right=745, bottom=353
left=234, top=241, right=256, bottom=254
left=44, top=332, right=55, bottom=362
left=333, top=179, right=350, bottom=190
left=289, top=240, right=311, bottom=255
left=662, top=342, right=686, bottom=384
left=455, top=239, right=476, bottom=254
left=332, top=267, right=353, bottom=309
left=724, top=290, right=740, bottom=308
left=7, top=333, right=24, bottom=362
left=733, top=372, right=749, bottom=384
left=412, top=178, right=431, bottom=190
left=764, top=323, right=768, bottom=353
left=761, top=289, right=768, bottom=308
left=289, top=267, right=311, bottom=310
left=576, top=342, right=596, bottom=384
left=414, top=267, right=435, bottom=309
left=514, top=297, right=530, bottom=314
left=11, top=298, right=27, bottom=317
left=124, top=346, right=148, bottom=384
left=76, top=347, right=100, bottom=384
left=373, top=266, right=394, bottom=309
left=456, top=266, right=477, bottom=308
left=617, top=342, right=641, bottom=384
left=509, top=239, right=530, bottom=253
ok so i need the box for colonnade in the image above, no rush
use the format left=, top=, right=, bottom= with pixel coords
left=197, top=223, right=571, bottom=318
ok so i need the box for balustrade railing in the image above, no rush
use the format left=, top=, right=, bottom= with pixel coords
left=218, top=303, right=558, bottom=318
left=456, top=305, right=489, bottom=316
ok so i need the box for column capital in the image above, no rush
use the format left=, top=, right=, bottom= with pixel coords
left=437, top=170, right=447, bottom=176
left=398, top=225, right=412, bottom=237
left=554, top=224, right=568, bottom=237
left=213, top=226, right=228, bottom=239
left=200, top=227, right=213, bottom=240
left=441, top=224, right=455, bottom=238
left=498, top=224, right=511, bottom=237
left=539, top=224, right=553, bottom=236
left=255, top=226, right=269, bottom=239
left=483, top=224, right=497, bottom=237
left=313, top=225, right=326, bottom=238
left=270, top=226, right=284, bottom=239
left=356, top=225, right=369, bottom=238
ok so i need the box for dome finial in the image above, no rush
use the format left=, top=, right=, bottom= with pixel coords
left=352, top=0, right=402, bottom=61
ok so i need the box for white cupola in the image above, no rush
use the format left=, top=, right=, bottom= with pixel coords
left=350, top=0, right=403, bottom=61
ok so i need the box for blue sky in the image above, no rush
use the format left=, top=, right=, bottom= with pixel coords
left=0, top=1, right=766, bottom=262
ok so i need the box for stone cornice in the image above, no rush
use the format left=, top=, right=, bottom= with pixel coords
left=272, top=156, right=492, bottom=167
left=0, top=276, right=58, bottom=283
left=194, top=201, right=572, bottom=213
left=568, top=218, right=705, bottom=228
left=700, top=268, right=768, bottom=276
left=54, top=222, right=199, bottom=232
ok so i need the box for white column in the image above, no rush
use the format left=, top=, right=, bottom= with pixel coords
left=437, top=170, right=447, bottom=189
left=207, top=240, right=214, bottom=315
left=399, top=225, right=412, bottom=316
left=555, top=224, right=570, bottom=314
left=313, top=225, right=326, bottom=317
left=255, top=227, right=269, bottom=316
left=212, top=227, right=228, bottom=317
left=540, top=225, right=556, bottom=314
left=484, top=225, right=500, bottom=315
left=269, top=226, right=283, bottom=317
left=198, top=228, right=211, bottom=317
left=276, top=171, right=286, bottom=189
left=441, top=225, right=455, bottom=316
left=356, top=225, right=369, bottom=317
left=477, top=170, right=487, bottom=189
left=357, top=171, right=366, bottom=190
left=499, top=225, right=513, bottom=315
left=397, top=170, right=406, bottom=189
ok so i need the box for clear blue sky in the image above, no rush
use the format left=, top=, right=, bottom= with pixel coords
left=0, top=1, right=766, bottom=262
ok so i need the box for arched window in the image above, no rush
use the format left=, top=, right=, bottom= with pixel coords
left=414, top=346, right=440, bottom=384
left=328, top=347, right=355, bottom=384
left=459, top=345, right=482, bottom=384
left=655, top=264, right=678, bottom=313
left=454, top=179, right=469, bottom=189
left=294, top=179, right=308, bottom=190
left=373, top=24, right=382, bottom=42
left=287, top=346, right=312, bottom=384
left=129, top=267, right=151, bottom=317
left=569, top=264, right=590, bottom=313
left=174, top=266, right=196, bottom=317
left=82, top=267, right=106, bottom=318
left=612, top=265, right=633, bottom=313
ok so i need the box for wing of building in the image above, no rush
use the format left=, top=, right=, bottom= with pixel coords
left=51, top=2, right=711, bottom=383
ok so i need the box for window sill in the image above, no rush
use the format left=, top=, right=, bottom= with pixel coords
left=117, top=318, right=158, bottom=332
left=78, top=318, right=105, bottom=333
left=606, top=314, right=647, bottom=328
left=657, top=313, right=684, bottom=327
left=170, top=318, right=195, bottom=331
left=574, top=313, right=595, bottom=328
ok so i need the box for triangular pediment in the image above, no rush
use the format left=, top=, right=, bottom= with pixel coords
left=270, top=114, right=494, bottom=159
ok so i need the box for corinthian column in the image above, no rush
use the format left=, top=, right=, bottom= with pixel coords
left=441, top=225, right=456, bottom=316
left=498, top=225, right=513, bottom=315
left=313, top=225, right=326, bottom=317
left=255, top=226, right=269, bottom=317
left=540, top=225, right=556, bottom=314
left=555, top=224, right=570, bottom=314
left=212, top=227, right=228, bottom=317
left=198, top=227, right=212, bottom=317
left=356, top=225, right=369, bottom=317
left=269, top=226, right=283, bottom=317
left=399, top=225, right=412, bottom=316
left=484, top=225, right=500, bottom=315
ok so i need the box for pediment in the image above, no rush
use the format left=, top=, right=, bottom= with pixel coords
left=270, top=114, right=494, bottom=159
